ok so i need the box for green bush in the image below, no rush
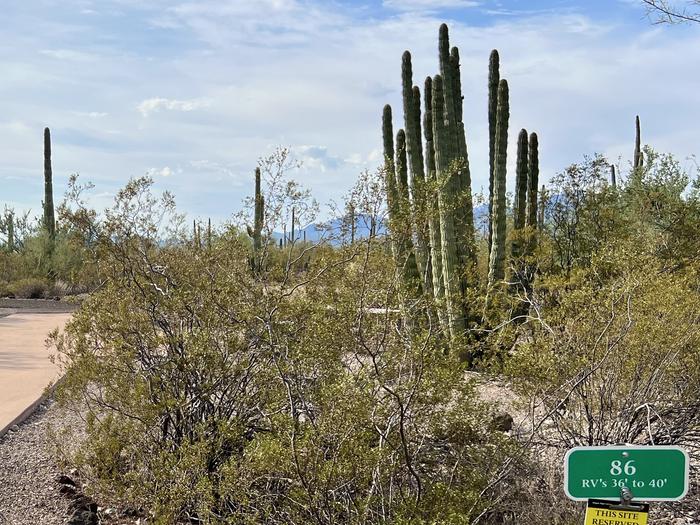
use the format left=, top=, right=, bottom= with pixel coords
left=50, top=177, right=526, bottom=524
left=7, top=277, right=49, bottom=299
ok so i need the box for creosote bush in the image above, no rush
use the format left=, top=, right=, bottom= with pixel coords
left=50, top=174, right=526, bottom=524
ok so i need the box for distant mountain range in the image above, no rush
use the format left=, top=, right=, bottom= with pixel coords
left=273, top=203, right=491, bottom=245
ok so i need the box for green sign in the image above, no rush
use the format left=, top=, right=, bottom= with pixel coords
left=564, top=445, right=689, bottom=501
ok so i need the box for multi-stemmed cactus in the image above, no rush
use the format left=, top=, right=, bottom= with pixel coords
left=381, top=24, right=540, bottom=346
left=382, top=104, right=421, bottom=292
left=43, top=127, right=56, bottom=240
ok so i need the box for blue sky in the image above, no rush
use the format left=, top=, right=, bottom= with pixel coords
left=1, top=0, right=698, bottom=224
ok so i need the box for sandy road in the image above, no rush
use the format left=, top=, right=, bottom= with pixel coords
left=0, top=313, right=72, bottom=432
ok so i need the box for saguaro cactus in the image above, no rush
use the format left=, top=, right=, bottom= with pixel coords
left=43, top=127, right=56, bottom=240
left=634, top=115, right=643, bottom=170
left=487, top=79, right=509, bottom=287
left=487, top=50, right=500, bottom=258
left=6, top=211, right=14, bottom=252
left=247, top=167, right=264, bottom=271
left=610, top=165, right=616, bottom=188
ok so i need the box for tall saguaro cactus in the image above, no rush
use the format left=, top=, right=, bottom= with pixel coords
left=248, top=167, right=264, bottom=272
left=487, top=50, right=500, bottom=259
left=634, top=115, right=643, bottom=170
left=487, top=79, right=509, bottom=288
left=43, top=127, right=56, bottom=240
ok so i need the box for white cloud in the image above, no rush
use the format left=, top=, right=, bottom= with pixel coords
left=147, top=166, right=173, bottom=177
left=137, top=97, right=211, bottom=117
left=383, top=0, right=479, bottom=10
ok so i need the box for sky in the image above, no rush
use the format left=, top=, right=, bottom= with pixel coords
left=1, top=0, right=699, bottom=225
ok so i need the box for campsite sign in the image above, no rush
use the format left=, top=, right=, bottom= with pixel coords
left=564, top=445, right=688, bottom=501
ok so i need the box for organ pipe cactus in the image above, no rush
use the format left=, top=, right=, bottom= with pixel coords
left=396, top=128, right=421, bottom=290
left=512, top=129, right=529, bottom=245
left=487, top=50, right=499, bottom=259
left=423, top=76, right=446, bottom=320
left=487, top=79, right=509, bottom=288
left=383, top=104, right=420, bottom=290
left=401, top=51, right=432, bottom=293
left=380, top=24, right=541, bottom=350
left=526, top=132, right=539, bottom=231
left=438, top=25, right=476, bottom=267
left=382, top=104, right=400, bottom=263
left=432, top=74, right=467, bottom=338
left=43, top=127, right=55, bottom=240
left=523, top=131, right=540, bottom=295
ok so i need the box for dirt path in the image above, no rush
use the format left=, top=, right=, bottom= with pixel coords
left=0, top=313, right=72, bottom=432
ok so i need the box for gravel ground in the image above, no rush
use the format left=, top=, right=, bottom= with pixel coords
left=0, top=399, right=79, bottom=525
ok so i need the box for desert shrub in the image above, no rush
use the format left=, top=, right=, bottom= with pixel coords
left=505, top=250, right=700, bottom=448
left=7, top=277, right=49, bottom=299
left=50, top=176, right=529, bottom=524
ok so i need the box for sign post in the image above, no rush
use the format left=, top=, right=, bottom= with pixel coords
left=564, top=445, right=689, bottom=501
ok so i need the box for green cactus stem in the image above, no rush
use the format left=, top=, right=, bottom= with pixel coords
left=291, top=206, right=296, bottom=245
left=382, top=104, right=401, bottom=263
left=487, top=50, right=500, bottom=259
left=439, top=25, right=475, bottom=267
left=251, top=167, right=264, bottom=271
left=396, top=128, right=421, bottom=290
left=450, top=45, right=477, bottom=267
left=6, top=211, right=14, bottom=252
left=513, top=129, right=528, bottom=230
left=487, top=79, right=509, bottom=288
left=207, top=218, right=212, bottom=250
left=526, top=132, right=539, bottom=231
left=401, top=50, right=432, bottom=293
left=509, top=128, right=529, bottom=302
left=634, top=115, right=643, bottom=170
left=537, top=184, right=546, bottom=231
left=432, top=73, right=467, bottom=339
left=43, top=127, right=55, bottom=240
left=423, top=76, right=445, bottom=313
